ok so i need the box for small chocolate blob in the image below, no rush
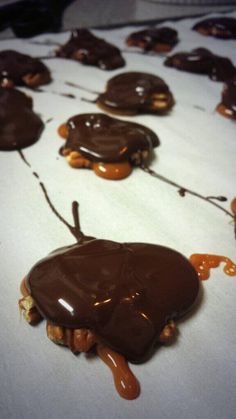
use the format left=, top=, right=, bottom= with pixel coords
left=192, top=17, right=236, bottom=39
left=0, top=88, right=44, bottom=151
left=0, top=50, right=51, bottom=88
left=126, top=27, right=178, bottom=52
left=216, top=77, right=236, bottom=120
left=96, top=72, right=175, bottom=115
left=56, top=29, right=125, bottom=70
left=59, top=113, right=160, bottom=180
left=164, top=48, right=236, bottom=82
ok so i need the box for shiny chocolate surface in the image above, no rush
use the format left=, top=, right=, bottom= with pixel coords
left=63, top=113, right=159, bottom=163
left=27, top=238, right=199, bottom=362
left=221, top=77, right=236, bottom=115
left=56, top=29, right=125, bottom=70
left=97, top=72, right=174, bottom=115
left=0, top=87, right=44, bottom=151
left=165, top=48, right=236, bottom=82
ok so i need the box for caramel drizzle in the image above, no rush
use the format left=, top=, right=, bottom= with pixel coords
left=190, top=254, right=236, bottom=280
left=97, top=344, right=140, bottom=400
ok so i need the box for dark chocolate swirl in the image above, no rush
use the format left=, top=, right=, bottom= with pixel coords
left=56, top=29, right=125, bottom=70
left=165, top=48, right=236, bottom=82
left=0, top=50, right=51, bottom=87
left=26, top=238, right=199, bottom=362
left=96, top=72, right=174, bottom=115
left=0, top=87, right=44, bottom=151
left=63, top=113, right=159, bottom=163
left=217, top=76, right=236, bottom=119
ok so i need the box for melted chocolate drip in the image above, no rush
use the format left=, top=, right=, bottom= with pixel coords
left=96, top=72, right=174, bottom=115
left=56, top=29, right=125, bottom=70
left=126, top=27, right=178, bottom=51
left=0, top=88, right=44, bottom=151
left=0, top=50, right=51, bottom=86
left=220, top=77, right=236, bottom=116
left=63, top=113, right=159, bottom=163
left=193, top=17, right=236, bottom=39
left=26, top=237, right=199, bottom=362
left=141, top=165, right=234, bottom=219
left=164, top=48, right=236, bottom=82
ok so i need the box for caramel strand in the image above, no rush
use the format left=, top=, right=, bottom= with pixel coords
left=189, top=254, right=236, bottom=280
left=97, top=344, right=140, bottom=400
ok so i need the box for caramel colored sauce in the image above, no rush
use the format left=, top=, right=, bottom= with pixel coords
left=58, top=123, right=69, bottom=139
left=97, top=344, right=140, bottom=400
left=190, top=254, right=236, bottom=280
left=93, top=161, right=132, bottom=180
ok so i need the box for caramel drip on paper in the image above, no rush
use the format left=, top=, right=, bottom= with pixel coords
left=97, top=344, right=140, bottom=400
left=189, top=254, right=236, bottom=280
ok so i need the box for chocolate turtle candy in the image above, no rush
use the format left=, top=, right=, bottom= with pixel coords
left=58, top=113, right=159, bottom=180
left=56, top=29, right=125, bottom=70
left=0, top=50, right=51, bottom=88
left=192, top=17, right=236, bottom=39
left=217, top=77, right=236, bottom=120
left=96, top=72, right=175, bottom=115
left=164, top=48, right=236, bottom=82
left=0, top=87, right=44, bottom=151
left=26, top=237, right=199, bottom=362
left=126, top=27, right=178, bottom=52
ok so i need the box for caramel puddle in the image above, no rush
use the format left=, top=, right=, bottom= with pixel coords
left=190, top=254, right=236, bottom=280
left=97, top=344, right=140, bottom=400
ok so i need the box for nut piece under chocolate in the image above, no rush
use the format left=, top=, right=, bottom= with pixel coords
left=164, top=48, right=236, bottom=82
left=192, top=17, right=236, bottom=39
left=126, top=27, right=178, bottom=52
left=96, top=72, right=175, bottom=115
left=0, top=50, right=51, bottom=88
left=59, top=113, right=159, bottom=180
left=56, top=29, right=125, bottom=70
left=0, top=87, right=44, bottom=151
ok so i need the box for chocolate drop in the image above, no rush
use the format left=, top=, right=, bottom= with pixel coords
left=0, top=88, right=44, bottom=151
left=96, top=72, right=174, bottom=115
left=0, top=50, right=51, bottom=87
left=56, top=29, right=125, bottom=70
left=62, top=113, right=159, bottom=163
left=26, top=239, right=199, bottom=362
left=165, top=48, right=236, bottom=82
left=218, top=77, right=236, bottom=119
left=193, top=17, right=236, bottom=39
left=126, top=27, right=178, bottom=52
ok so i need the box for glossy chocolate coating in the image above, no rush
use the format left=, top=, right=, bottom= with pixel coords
left=0, top=87, right=44, bottom=151
left=26, top=238, right=199, bottom=362
left=97, top=72, right=174, bottom=115
left=126, top=27, right=178, bottom=51
left=220, top=77, right=236, bottom=116
left=56, top=29, right=125, bottom=70
left=193, top=17, right=236, bottom=39
left=0, top=50, right=51, bottom=86
left=165, top=48, right=236, bottom=82
left=63, top=113, right=159, bottom=163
